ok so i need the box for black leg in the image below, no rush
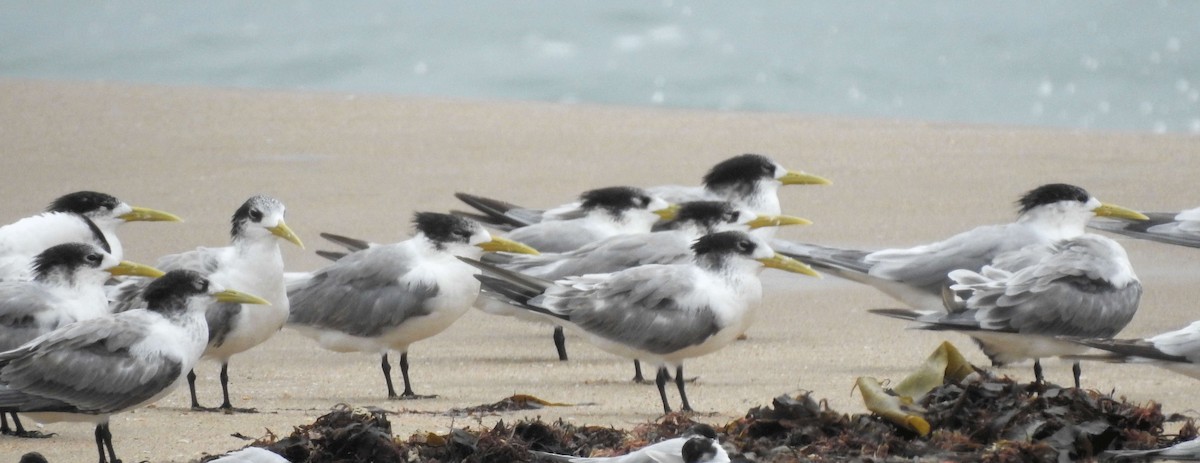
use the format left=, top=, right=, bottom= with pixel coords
left=219, top=363, right=233, bottom=410
left=399, top=352, right=416, bottom=398
left=655, top=367, right=672, bottom=414
left=95, top=423, right=119, bottom=463
left=187, top=369, right=203, bottom=410
left=1, top=412, right=9, bottom=434
left=553, top=326, right=568, bottom=361
left=1072, top=361, right=1082, bottom=389
left=675, top=365, right=693, bottom=412
left=632, top=360, right=646, bottom=383
left=9, top=413, right=25, bottom=435
left=1033, top=359, right=1044, bottom=386
left=381, top=353, right=399, bottom=399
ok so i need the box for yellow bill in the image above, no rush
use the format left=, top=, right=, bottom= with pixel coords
left=106, top=260, right=165, bottom=278
left=1094, top=202, right=1149, bottom=221
left=119, top=206, right=183, bottom=223
left=478, top=236, right=540, bottom=255
left=758, top=253, right=821, bottom=278
left=746, top=214, right=812, bottom=229
left=215, top=289, right=271, bottom=306
left=654, top=204, right=681, bottom=221
left=269, top=220, right=305, bottom=249
left=779, top=170, right=832, bottom=186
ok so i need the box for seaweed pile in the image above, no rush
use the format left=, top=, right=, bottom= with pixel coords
left=217, top=376, right=1195, bottom=462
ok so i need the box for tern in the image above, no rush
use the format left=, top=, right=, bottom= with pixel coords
left=0, top=191, right=180, bottom=281
left=108, top=195, right=303, bottom=412
left=1069, top=320, right=1200, bottom=380
left=287, top=212, right=537, bottom=399
left=454, top=153, right=829, bottom=231
left=502, top=186, right=676, bottom=254
left=467, top=230, right=819, bottom=413
left=871, top=233, right=1142, bottom=388
left=772, top=183, right=1148, bottom=310
left=0, top=270, right=268, bottom=463
left=0, top=243, right=163, bottom=436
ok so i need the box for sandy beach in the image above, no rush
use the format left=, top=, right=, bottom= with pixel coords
left=0, top=79, right=1198, bottom=462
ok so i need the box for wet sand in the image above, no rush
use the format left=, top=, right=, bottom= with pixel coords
left=0, top=79, right=1198, bottom=462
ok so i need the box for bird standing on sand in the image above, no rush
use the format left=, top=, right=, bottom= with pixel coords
left=0, top=191, right=180, bottom=280
left=108, top=196, right=303, bottom=412
left=871, top=233, right=1142, bottom=388
left=0, top=270, right=268, bottom=463
left=468, top=230, right=819, bottom=414
left=772, top=183, right=1147, bottom=310
left=287, top=213, right=538, bottom=400
left=0, top=243, right=163, bottom=436
left=482, top=200, right=810, bottom=376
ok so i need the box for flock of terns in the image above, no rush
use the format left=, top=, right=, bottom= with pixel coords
left=2, top=153, right=1200, bottom=463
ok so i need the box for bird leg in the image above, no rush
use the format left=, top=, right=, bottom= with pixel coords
left=94, top=423, right=119, bottom=463
left=186, top=369, right=212, bottom=411
left=675, top=365, right=693, bottom=412
left=655, top=367, right=672, bottom=414
left=1072, top=361, right=1082, bottom=390
left=397, top=352, right=437, bottom=399
left=217, top=363, right=257, bottom=414
left=381, top=353, right=399, bottom=399
left=1032, top=359, right=1045, bottom=394
left=632, top=359, right=647, bottom=383
left=553, top=326, right=568, bottom=361
left=2, top=412, right=51, bottom=438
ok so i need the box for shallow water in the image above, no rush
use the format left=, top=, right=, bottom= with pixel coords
left=2, top=1, right=1197, bottom=134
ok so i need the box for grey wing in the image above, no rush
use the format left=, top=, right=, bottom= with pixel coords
left=506, top=221, right=598, bottom=253
left=206, top=301, right=242, bottom=348
left=287, top=247, right=439, bottom=338
left=867, top=223, right=1039, bottom=288
left=519, top=233, right=689, bottom=280
left=541, top=266, right=720, bottom=355
left=1089, top=211, right=1200, bottom=248
left=107, top=277, right=152, bottom=313
left=0, top=315, right=182, bottom=414
left=963, top=240, right=1142, bottom=337
left=0, top=284, right=67, bottom=351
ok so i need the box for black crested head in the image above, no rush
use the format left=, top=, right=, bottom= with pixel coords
left=31, top=243, right=106, bottom=280
left=47, top=191, right=122, bottom=215
left=702, top=154, right=777, bottom=190
left=142, top=269, right=210, bottom=313
left=578, top=186, right=653, bottom=215
left=681, top=437, right=716, bottom=463
left=1017, top=183, right=1090, bottom=214
left=413, top=212, right=477, bottom=247
left=665, top=201, right=739, bottom=231
left=231, top=195, right=283, bottom=238
left=692, top=230, right=757, bottom=258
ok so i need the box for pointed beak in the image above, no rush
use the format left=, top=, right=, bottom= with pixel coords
left=214, top=289, right=271, bottom=306
left=119, top=206, right=183, bottom=223
left=106, top=260, right=165, bottom=278
left=746, top=214, right=813, bottom=229
left=1094, top=202, right=1149, bottom=221
left=477, top=236, right=540, bottom=255
left=269, top=220, right=305, bottom=249
left=758, top=253, right=821, bottom=278
left=654, top=204, right=681, bottom=220
left=779, top=170, right=832, bottom=186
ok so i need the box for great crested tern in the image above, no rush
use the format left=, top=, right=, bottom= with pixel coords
left=454, top=153, right=829, bottom=231
left=0, top=243, right=162, bottom=436
left=1089, top=205, right=1200, bottom=248
left=772, top=183, right=1148, bottom=310
left=0, top=270, right=268, bottom=463
left=532, top=423, right=730, bottom=463
left=287, top=212, right=537, bottom=399
left=467, top=230, right=818, bottom=413
left=503, top=186, right=676, bottom=254
left=0, top=191, right=180, bottom=281
left=871, top=233, right=1142, bottom=388
left=481, top=200, right=810, bottom=372
left=108, top=196, right=303, bottom=412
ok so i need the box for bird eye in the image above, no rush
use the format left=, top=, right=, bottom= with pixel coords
left=248, top=209, right=263, bottom=222
left=727, top=212, right=740, bottom=222
left=737, top=240, right=753, bottom=252
left=86, top=253, right=102, bottom=263
left=194, top=280, right=208, bottom=292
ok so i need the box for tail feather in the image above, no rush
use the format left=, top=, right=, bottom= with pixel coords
left=315, top=250, right=348, bottom=261
left=458, top=257, right=566, bottom=321
left=1069, top=338, right=1188, bottom=363
left=1089, top=212, right=1200, bottom=248
left=319, top=232, right=371, bottom=253
left=770, top=239, right=873, bottom=274
left=454, top=192, right=530, bottom=228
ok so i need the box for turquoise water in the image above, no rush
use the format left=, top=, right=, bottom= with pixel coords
left=2, top=1, right=1198, bottom=134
